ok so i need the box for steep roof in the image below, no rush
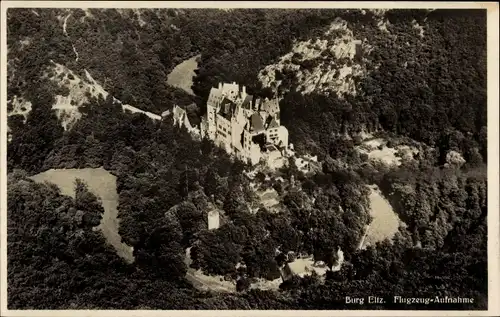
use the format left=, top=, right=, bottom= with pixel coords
left=267, top=117, right=279, bottom=129
left=249, top=112, right=264, bottom=132
left=265, top=143, right=278, bottom=152
left=219, top=98, right=236, bottom=120
left=208, top=87, right=222, bottom=103
left=172, top=105, right=187, bottom=126
left=241, top=95, right=254, bottom=110
left=173, top=105, right=186, bottom=118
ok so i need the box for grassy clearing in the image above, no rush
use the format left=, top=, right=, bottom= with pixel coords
left=363, top=185, right=401, bottom=248
left=166, top=55, right=200, bottom=95
left=30, top=167, right=134, bottom=263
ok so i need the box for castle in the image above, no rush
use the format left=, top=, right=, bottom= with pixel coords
left=200, top=82, right=289, bottom=168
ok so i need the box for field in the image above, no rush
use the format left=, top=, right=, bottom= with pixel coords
left=166, top=55, right=200, bottom=95
left=362, top=185, right=402, bottom=248
left=30, top=167, right=134, bottom=263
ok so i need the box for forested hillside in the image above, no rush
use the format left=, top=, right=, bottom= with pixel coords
left=6, top=8, right=488, bottom=310
left=278, top=9, right=486, bottom=165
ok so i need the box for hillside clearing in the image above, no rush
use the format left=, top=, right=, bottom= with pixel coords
left=7, top=95, right=32, bottom=122
left=30, top=167, right=134, bottom=263
left=258, top=18, right=371, bottom=98
left=361, top=185, right=401, bottom=249
left=45, top=63, right=106, bottom=130
left=356, top=137, right=419, bottom=167
left=44, top=62, right=162, bottom=130
left=167, top=55, right=200, bottom=95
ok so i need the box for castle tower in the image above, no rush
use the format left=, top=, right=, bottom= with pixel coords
left=208, top=209, right=220, bottom=230
left=352, top=40, right=362, bottom=60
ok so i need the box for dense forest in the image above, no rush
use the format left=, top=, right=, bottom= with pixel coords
left=6, top=8, right=488, bottom=310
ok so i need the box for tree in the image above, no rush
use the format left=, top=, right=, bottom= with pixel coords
left=7, top=174, right=131, bottom=309
left=236, top=277, right=251, bottom=292
left=134, top=215, right=187, bottom=281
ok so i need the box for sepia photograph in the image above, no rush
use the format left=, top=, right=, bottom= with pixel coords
left=1, top=1, right=499, bottom=316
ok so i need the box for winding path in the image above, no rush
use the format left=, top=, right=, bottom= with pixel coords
left=62, top=13, right=79, bottom=62
left=184, top=248, right=235, bottom=293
